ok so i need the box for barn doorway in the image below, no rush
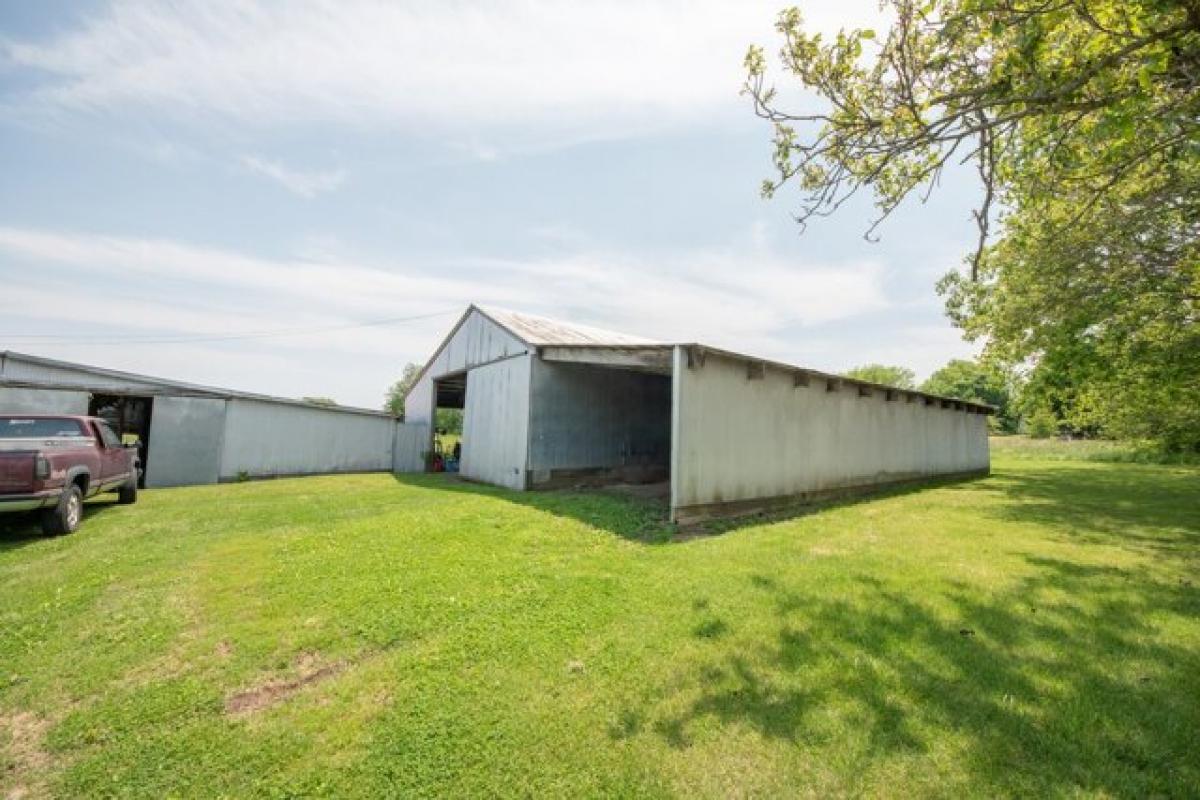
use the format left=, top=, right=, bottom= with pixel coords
left=431, top=373, right=466, bottom=473
left=527, top=360, right=672, bottom=490
left=89, top=394, right=153, bottom=487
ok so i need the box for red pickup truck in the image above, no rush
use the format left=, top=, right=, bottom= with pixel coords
left=0, top=415, right=139, bottom=535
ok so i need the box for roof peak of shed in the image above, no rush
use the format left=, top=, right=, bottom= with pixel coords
left=473, top=305, right=662, bottom=347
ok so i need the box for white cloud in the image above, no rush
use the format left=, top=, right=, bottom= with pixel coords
left=2, top=0, right=883, bottom=136
left=491, top=251, right=888, bottom=358
left=241, top=155, right=346, bottom=198
left=0, top=224, right=893, bottom=404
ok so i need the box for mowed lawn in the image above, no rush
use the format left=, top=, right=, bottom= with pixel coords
left=1, top=456, right=1198, bottom=798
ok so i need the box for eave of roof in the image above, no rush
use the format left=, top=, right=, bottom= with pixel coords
left=533, top=341, right=993, bottom=414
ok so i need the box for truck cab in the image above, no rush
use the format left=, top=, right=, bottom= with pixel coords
left=0, top=415, right=140, bottom=534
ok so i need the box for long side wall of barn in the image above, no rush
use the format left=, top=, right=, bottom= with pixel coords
left=460, top=355, right=531, bottom=490
left=526, top=360, right=671, bottom=487
left=219, top=399, right=398, bottom=481
left=670, top=347, right=989, bottom=522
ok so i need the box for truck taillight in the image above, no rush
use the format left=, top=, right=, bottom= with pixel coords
left=34, top=456, right=51, bottom=479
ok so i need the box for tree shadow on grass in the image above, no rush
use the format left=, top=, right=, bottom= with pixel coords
left=0, top=497, right=121, bottom=552
left=686, top=472, right=993, bottom=537
left=635, top=556, right=1200, bottom=795
left=390, top=473, right=676, bottom=544
left=389, top=472, right=994, bottom=544
left=970, top=462, right=1200, bottom=564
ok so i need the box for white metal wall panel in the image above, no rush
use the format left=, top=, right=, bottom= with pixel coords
left=405, top=377, right=433, bottom=428
left=0, top=388, right=90, bottom=414
left=146, top=396, right=226, bottom=487
left=671, top=348, right=989, bottom=516
left=405, top=309, right=528, bottom=426
left=219, top=399, right=397, bottom=480
left=460, top=355, right=531, bottom=490
left=393, top=423, right=430, bottom=473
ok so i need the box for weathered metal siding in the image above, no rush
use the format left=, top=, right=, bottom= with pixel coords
left=405, top=309, right=528, bottom=426
left=404, top=377, right=434, bottom=428
left=2, top=352, right=408, bottom=486
left=393, top=422, right=429, bottom=473
left=146, top=396, right=226, bottom=487
left=0, top=358, right=163, bottom=394
left=527, top=360, right=670, bottom=479
left=460, top=355, right=531, bottom=490
left=219, top=399, right=397, bottom=480
left=671, top=347, right=989, bottom=518
left=0, top=388, right=90, bottom=414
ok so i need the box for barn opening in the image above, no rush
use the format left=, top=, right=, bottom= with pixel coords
left=89, top=393, right=153, bottom=487
left=526, top=357, right=672, bottom=490
left=431, top=372, right=466, bottom=471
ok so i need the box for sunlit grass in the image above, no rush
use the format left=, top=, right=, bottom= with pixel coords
left=990, top=434, right=1200, bottom=465
left=2, top=455, right=1197, bottom=797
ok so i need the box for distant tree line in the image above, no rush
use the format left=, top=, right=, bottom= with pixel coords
left=843, top=357, right=1115, bottom=439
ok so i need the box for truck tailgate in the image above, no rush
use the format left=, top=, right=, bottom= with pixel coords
left=0, top=452, right=36, bottom=493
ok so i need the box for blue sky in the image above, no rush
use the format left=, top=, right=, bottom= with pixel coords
left=0, top=0, right=981, bottom=409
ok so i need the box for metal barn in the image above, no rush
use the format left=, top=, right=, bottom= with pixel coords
left=403, top=306, right=992, bottom=523
left=0, top=351, right=413, bottom=487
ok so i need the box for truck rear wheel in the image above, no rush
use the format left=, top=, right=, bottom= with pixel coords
left=42, top=485, right=83, bottom=535
left=117, top=479, right=138, bottom=505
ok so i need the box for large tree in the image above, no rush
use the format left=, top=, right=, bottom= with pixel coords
left=746, top=0, right=1200, bottom=450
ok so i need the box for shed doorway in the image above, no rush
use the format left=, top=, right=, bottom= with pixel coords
left=430, top=373, right=465, bottom=473
left=89, top=394, right=153, bottom=487
left=527, top=360, right=672, bottom=490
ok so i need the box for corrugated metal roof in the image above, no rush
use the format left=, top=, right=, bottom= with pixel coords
left=477, top=305, right=662, bottom=347
left=0, top=351, right=393, bottom=417
left=470, top=306, right=990, bottom=412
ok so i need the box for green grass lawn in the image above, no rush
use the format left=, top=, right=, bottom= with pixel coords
left=1, top=455, right=1197, bottom=798
left=989, top=434, right=1200, bottom=465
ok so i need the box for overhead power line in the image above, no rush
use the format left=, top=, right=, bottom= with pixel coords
left=0, top=309, right=459, bottom=347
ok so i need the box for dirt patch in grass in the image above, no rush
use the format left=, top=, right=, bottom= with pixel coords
left=2, top=710, right=52, bottom=800
left=225, top=652, right=347, bottom=717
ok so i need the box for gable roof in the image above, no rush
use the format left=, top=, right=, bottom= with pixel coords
left=476, top=305, right=661, bottom=347
left=404, top=305, right=994, bottom=413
